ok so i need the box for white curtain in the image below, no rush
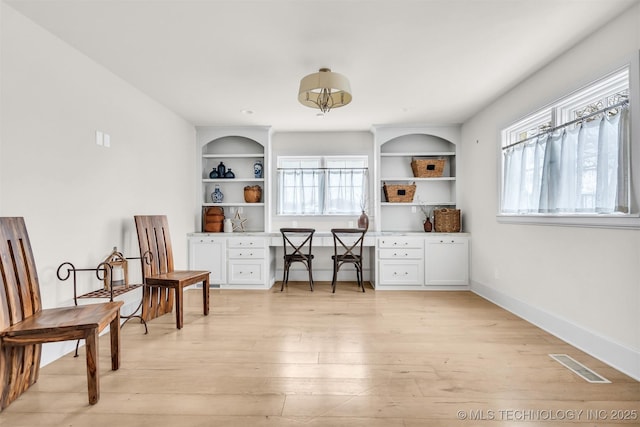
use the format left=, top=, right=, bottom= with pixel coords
left=325, top=168, right=368, bottom=214
left=502, top=106, right=628, bottom=214
left=277, top=168, right=368, bottom=215
left=277, top=169, right=324, bottom=215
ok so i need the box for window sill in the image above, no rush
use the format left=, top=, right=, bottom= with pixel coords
left=496, top=213, right=640, bottom=229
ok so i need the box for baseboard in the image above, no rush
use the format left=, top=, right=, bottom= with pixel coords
left=471, top=280, right=640, bottom=381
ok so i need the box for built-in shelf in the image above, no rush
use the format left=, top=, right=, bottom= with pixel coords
left=202, top=178, right=265, bottom=183
left=380, top=151, right=456, bottom=157
left=381, top=177, right=456, bottom=181
left=380, top=202, right=456, bottom=206
left=198, top=129, right=269, bottom=233
left=202, top=153, right=264, bottom=158
left=203, top=202, right=265, bottom=207
left=375, top=129, right=459, bottom=232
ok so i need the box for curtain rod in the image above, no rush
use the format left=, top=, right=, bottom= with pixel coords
left=277, top=167, right=369, bottom=170
left=502, top=99, right=629, bottom=151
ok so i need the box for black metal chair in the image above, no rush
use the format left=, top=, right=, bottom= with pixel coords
left=280, top=228, right=315, bottom=291
left=330, top=228, right=367, bottom=293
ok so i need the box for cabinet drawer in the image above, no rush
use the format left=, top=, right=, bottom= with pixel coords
left=425, top=236, right=467, bottom=245
left=378, top=248, right=423, bottom=259
left=228, top=248, right=265, bottom=259
left=227, top=260, right=264, bottom=284
left=378, top=260, right=423, bottom=285
left=228, top=237, right=265, bottom=249
left=378, top=237, right=423, bottom=249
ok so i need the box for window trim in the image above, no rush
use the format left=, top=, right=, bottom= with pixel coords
left=497, top=54, right=640, bottom=229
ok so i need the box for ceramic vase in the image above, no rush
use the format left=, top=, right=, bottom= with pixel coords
left=357, top=210, right=369, bottom=230
left=254, top=160, right=263, bottom=178
left=211, top=184, right=224, bottom=203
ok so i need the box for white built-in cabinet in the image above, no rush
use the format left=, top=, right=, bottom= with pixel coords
left=377, top=236, right=424, bottom=286
left=188, top=234, right=275, bottom=289
left=189, top=125, right=468, bottom=290
left=188, top=236, right=226, bottom=285
left=375, top=234, right=469, bottom=290
left=424, top=236, right=469, bottom=286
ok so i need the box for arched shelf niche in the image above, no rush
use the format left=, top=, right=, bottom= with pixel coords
left=373, top=125, right=460, bottom=232
left=196, top=126, right=271, bottom=232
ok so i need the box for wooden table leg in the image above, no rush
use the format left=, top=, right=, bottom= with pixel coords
left=110, top=311, right=121, bottom=371
left=202, top=279, right=210, bottom=316
left=85, top=329, right=99, bottom=405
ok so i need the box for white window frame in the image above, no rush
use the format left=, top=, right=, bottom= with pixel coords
left=277, top=155, right=368, bottom=216
left=498, top=57, right=640, bottom=229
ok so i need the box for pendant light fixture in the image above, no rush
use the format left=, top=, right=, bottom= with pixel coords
left=298, top=68, right=352, bottom=114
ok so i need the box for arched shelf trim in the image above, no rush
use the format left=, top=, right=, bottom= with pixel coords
left=372, top=125, right=460, bottom=147
left=196, top=126, right=271, bottom=149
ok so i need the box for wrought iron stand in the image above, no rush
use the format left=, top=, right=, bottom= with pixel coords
left=57, top=260, right=148, bottom=357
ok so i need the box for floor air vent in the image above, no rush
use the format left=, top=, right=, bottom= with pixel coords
left=549, top=354, right=610, bottom=383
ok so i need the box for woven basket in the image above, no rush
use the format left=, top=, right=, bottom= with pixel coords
left=383, top=183, right=416, bottom=203
left=434, top=208, right=461, bottom=232
left=244, top=185, right=262, bottom=203
left=411, top=158, right=445, bottom=178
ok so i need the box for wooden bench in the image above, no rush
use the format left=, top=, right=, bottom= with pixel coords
left=0, top=217, right=123, bottom=410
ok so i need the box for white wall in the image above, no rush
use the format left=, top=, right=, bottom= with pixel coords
left=270, top=131, right=374, bottom=281
left=0, top=3, right=196, bottom=316
left=270, top=131, right=374, bottom=231
left=459, top=4, right=640, bottom=379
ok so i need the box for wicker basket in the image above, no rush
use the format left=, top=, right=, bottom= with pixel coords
left=411, top=158, right=445, bottom=178
left=244, top=185, right=262, bottom=203
left=434, top=208, right=461, bottom=232
left=383, top=183, right=416, bottom=203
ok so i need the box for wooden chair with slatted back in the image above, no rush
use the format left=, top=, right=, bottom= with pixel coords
left=330, top=228, right=367, bottom=293
left=134, top=215, right=210, bottom=329
left=0, top=217, right=123, bottom=410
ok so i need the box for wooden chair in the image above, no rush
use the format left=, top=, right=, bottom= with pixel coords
left=330, top=228, right=367, bottom=293
left=280, top=228, right=315, bottom=291
left=0, top=217, right=123, bottom=410
left=134, top=215, right=210, bottom=329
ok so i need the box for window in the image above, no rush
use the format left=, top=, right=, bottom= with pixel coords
left=500, top=67, right=630, bottom=219
left=277, top=156, right=368, bottom=215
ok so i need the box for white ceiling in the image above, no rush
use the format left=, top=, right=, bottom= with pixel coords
left=5, top=0, right=637, bottom=132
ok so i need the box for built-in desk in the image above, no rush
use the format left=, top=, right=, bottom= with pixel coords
left=187, top=232, right=469, bottom=290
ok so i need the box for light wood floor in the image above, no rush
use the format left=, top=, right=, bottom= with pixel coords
left=2, top=282, right=639, bottom=426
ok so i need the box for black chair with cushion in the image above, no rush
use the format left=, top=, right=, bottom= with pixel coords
left=280, top=228, right=315, bottom=291
left=330, top=228, right=367, bottom=293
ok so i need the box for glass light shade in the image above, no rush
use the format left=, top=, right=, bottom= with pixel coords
left=298, top=68, right=352, bottom=113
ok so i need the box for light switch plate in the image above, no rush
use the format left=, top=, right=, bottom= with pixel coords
left=103, top=133, right=111, bottom=148
left=95, top=130, right=103, bottom=146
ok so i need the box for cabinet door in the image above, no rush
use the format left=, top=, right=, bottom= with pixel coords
left=188, top=238, right=226, bottom=285
left=424, top=237, right=468, bottom=285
